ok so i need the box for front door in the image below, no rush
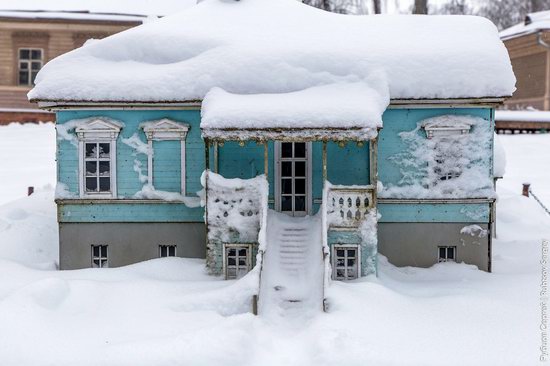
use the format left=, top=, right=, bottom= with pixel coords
left=275, top=142, right=311, bottom=217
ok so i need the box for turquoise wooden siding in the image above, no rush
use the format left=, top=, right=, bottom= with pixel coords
left=56, top=110, right=205, bottom=222
left=378, top=202, right=490, bottom=223
left=378, top=108, right=493, bottom=187
left=56, top=106, right=492, bottom=224
left=153, top=140, right=181, bottom=192
left=58, top=202, right=202, bottom=222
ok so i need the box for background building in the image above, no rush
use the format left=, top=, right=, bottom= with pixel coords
left=0, top=0, right=195, bottom=124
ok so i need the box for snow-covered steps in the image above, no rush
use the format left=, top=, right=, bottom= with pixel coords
left=258, top=210, right=324, bottom=318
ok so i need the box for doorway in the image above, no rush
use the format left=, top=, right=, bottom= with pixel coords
left=274, top=142, right=312, bottom=217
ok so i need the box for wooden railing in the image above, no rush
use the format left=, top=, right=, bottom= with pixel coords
left=326, top=185, right=375, bottom=228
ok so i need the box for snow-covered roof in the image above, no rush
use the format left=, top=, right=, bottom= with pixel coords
left=0, top=0, right=197, bottom=20
left=29, top=0, right=516, bottom=104
left=500, top=11, right=550, bottom=40
left=201, top=83, right=387, bottom=140
left=495, top=110, right=550, bottom=122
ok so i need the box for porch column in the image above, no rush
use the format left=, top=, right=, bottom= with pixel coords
left=264, top=141, right=268, bottom=179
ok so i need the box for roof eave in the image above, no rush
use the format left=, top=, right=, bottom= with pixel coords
left=34, top=96, right=509, bottom=111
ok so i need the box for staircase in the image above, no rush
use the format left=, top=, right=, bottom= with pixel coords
left=258, top=210, right=324, bottom=318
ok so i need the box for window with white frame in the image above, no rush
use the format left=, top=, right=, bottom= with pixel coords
left=142, top=119, right=190, bottom=195
left=438, top=246, right=456, bottom=262
left=75, top=118, right=122, bottom=198
left=159, top=244, right=177, bottom=257
left=224, top=244, right=251, bottom=280
left=332, top=245, right=359, bottom=281
left=423, top=121, right=471, bottom=183
left=91, top=245, right=108, bottom=268
left=18, top=48, right=42, bottom=86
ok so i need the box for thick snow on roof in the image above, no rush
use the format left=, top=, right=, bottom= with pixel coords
left=495, top=110, right=550, bottom=122
left=29, top=0, right=516, bottom=103
left=0, top=10, right=147, bottom=22
left=500, top=11, right=550, bottom=40
left=0, top=0, right=196, bottom=18
left=201, top=82, right=387, bottom=133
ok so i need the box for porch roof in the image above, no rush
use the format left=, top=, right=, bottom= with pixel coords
left=200, top=82, right=387, bottom=141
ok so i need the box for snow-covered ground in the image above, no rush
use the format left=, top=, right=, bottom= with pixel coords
left=0, top=124, right=549, bottom=365
left=0, top=123, right=56, bottom=205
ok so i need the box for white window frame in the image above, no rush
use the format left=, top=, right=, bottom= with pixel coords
left=223, top=243, right=252, bottom=280
left=91, top=244, right=108, bottom=268
left=142, top=119, right=190, bottom=195
left=274, top=141, right=313, bottom=216
left=438, top=246, right=457, bottom=263
left=76, top=118, right=122, bottom=198
left=18, top=47, right=43, bottom=86
left=159, top=244, right=177, bottom=257
left=332, top=244, right=361, bottom=281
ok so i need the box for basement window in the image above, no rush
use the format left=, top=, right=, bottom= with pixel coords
left=91, top=245, right=108, bottom=268
left=159, top=245, right=177, bottom=257
left=224, top=244, right=251, bottom=280
left=332, top=245, right=360, bottom=281
left=438, top=246, right=456, bottom=262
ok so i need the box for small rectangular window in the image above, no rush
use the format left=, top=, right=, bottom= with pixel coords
left=332, top=245, right=359, bottom=281
left=84, top=142, right=112, bottom=193
left=438, top=246, right=456, bottom=262
left=91, top=245, right=108, bottom=268
left=225, top=245, right=251, bottom=280
left=159, top=245, right=177, bottom=257
left=18, top=48, right=42, bottom=85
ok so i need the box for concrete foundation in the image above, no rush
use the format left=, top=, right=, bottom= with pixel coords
left=378, top=222, right=490, bottom=271
left=59, top=222, right=206, bottom=270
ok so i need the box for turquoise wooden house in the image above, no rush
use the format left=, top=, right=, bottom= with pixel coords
left=29, top=0, right=515, bottom=308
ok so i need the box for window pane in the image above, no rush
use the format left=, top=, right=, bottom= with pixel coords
left=86, top=177, right=97, bottom=191
left=448, top=247, right=455, bottom=260
left=336, top=259, right=345, bottom=267
left=294, top=161, right=306, bottom=177
left=336, top=269, right=345, bottom=279
left=19, top=49, right=30, bottom=60
left=348, top=249, right=356, bottom=257
left=160, top=246, right=167, bottom=257
left=86, top=143, right=97, bottom=158
left=294, top=196, right=305, bottom=211
left=336, top=249, right=345, bottom=257
left=228, top=248, right=236, bottom=256
left=31, top=71, right=38, bottom=84
left=281, top=142, right=292, bottom=158
left=238, top=258, right=246, bottom=266
left=31, top=61, right=41, bottom=71
left=282, top=179, right=292, bottom=194
left=227, top=268, right=236, bottom=279
left=100, top=259, right=108, bottom=268
left=93, top=245, right=100, bottom=257
left=31, top=49, right=42, bottom=60
left=347, top=259, right=356, bottom=267
left=281, top=196, right=292, bottom=211
left=238, top=248, right=247, bottom=256
left=99, top=161, right=110, bottom=176
left=92, top=259, right=100, bottom=268
left=439, top=247, right=446, bottom=259
left=86, top=161, right=97, bottom=176
left=295, top=179, right=305, bottom=194
left=98, top=143, right=110, bottom=158
left=281, top=161, right=292, bottom=177
left=294, top=143, right=306, bottom=158
left=100, top=245, right=107, bottom=257
left=19, top=62, right=28, bottom=70
left=99, top=177, right=110, bottom=192
left=18, top=71, right=29, bottom=85
left=228, top=257, right=236, bottom=266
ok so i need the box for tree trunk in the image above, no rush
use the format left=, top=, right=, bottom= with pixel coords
left=373, top=0, right=382, bottom=14
left=413, top=0, right=428, bottom=14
